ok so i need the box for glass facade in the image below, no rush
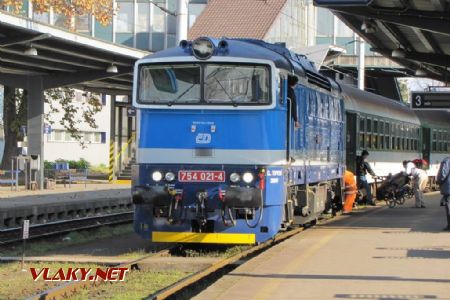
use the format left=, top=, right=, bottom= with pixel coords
left=15, top=0, right=207, bottom=52
left=265, top=0, right=309, bottom=49
left=315, top=6, right=374, bottom=55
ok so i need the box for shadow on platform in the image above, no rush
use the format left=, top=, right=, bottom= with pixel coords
left=316, top=193, right=448, bottom=234
left=227, top=273, right=450, bottom=284
left=334, top=293, right=437, bottom=299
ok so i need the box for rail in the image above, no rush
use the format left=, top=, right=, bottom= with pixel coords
left=0, top=212, right=133, bottom=245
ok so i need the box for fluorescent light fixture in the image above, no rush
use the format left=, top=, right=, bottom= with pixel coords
left=415, top=68, right=427, bottom=77
left=392, top=48, right=406, bottom=58
left=24, top=46, right=38, bottom=56
left=106, top=64, right=118, bottom=73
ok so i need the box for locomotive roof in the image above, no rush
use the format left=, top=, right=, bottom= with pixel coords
left=341, top=84, right=421, bottom=125
left=141, top=38, right=340, bottom=93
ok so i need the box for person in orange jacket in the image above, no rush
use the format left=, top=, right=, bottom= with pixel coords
left=343, top=170, right=357, bottom=213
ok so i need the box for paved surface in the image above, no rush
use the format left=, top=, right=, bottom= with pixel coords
left=194, top=192, right=450, bottom=300
left=0, top=184, right=130, bottom=208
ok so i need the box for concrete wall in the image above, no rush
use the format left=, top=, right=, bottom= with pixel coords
left=43, top=91, right=111, bottom=166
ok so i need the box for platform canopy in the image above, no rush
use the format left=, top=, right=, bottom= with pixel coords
left=314, top=0, right=450, bottom=83
left=0, top=10, right=149, bottom=94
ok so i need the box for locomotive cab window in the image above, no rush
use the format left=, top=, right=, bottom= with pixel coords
left=138, top=63, right=271, bottom=106
left=204, top=64, right=270, bottom=104
left=138, top=64, right=201, bottom=104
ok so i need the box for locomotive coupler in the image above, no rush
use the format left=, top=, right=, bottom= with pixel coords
left=195, top=191, right=208, bottom=226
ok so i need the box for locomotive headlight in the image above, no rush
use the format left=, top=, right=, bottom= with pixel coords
left=242, top=172, right=254, bottom=184
left=230, top=172, right=240, bottom=183
left=192, top=37, right=214, bottom=60
left=152, top=171, right=163, bottom=182
left=165, top=172, right=175, bottom=182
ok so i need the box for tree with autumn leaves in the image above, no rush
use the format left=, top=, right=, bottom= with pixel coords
left=0, top=0, right=114, bottom=168
left=0, top=0, right=114, bottom=28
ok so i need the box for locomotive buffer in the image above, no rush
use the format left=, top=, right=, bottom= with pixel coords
left=411, top=92, right=450, bottom=110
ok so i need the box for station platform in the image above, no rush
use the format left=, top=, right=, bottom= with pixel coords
left=194, top=192, right=450, bottom=300
left=0, top=184, right=131, bottom=229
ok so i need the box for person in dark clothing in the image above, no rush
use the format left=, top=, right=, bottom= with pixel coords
left=356, top=150, right=377, bottom=205
left=287, top=75, right=300, bottom=129
left=437, top=157, right=450, bottom=230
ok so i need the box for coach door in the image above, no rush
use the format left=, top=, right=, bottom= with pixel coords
left=346, top=113, right=357, bottom=173
left=422, top=127, right=431, bottom=163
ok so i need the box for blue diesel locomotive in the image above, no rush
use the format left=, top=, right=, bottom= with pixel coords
left=131, top=38, right=345, bottom=244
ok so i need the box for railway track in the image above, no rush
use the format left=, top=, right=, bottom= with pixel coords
left=23, top=209, right=354, bottom=300
left=0, top=211, right=133, bottom=245
left=25, top=225, right=308, bottom=300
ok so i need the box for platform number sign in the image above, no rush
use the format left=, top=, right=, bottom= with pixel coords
left=22, top=220, right=30, bottom=239
left=411, top=92, right=450, bottom=110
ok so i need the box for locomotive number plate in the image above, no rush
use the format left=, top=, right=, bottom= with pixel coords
left=178, top=170, right=225, bottom=182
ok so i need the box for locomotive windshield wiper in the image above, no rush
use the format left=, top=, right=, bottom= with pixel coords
left=213, top=77, right=238, bottom=106
left=174, top=83, right=197, bottom=104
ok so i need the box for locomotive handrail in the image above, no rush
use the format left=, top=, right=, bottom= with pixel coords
left=287, top=96, right=293, bottom=163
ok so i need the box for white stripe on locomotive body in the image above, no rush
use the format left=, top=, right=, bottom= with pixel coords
left=137, top=148, right=286, bottom=165
left=132, top=56, right=279, bottom=111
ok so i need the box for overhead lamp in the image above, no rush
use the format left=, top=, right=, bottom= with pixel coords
left=24, top=46, right=38, bottom=56
left=361, top=20, right=376, bottom=34
left=106, top=64, right=118, bottom=73
left=192, top=37, right=215, bottom=60
left=415, top=68, right=427, bottom=77
left=391, top=47, right=406, bottom=58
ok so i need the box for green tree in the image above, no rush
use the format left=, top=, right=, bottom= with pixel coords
left=1, top=88, right=102, bottom=169
left=397, top=78, right=410, bottom=103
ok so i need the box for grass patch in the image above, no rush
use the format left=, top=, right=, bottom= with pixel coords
left=0, top=261, right=102, bottom=300
left=67, top=270, right=191, bottom=300
left=0, top=224, right=133, bottom=257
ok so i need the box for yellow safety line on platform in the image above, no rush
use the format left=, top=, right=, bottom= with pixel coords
left=152, top=231, right=256, bottom=244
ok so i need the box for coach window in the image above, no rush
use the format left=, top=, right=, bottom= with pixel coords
left=445, top=131, right=449, bottom=152
left=432, top=130, right=437, bottom=151
left=372, top=119, right=378, bottom=149
left=385, top=122, right=390, bottom=150
left=379, top=120, right=384, bottom=149
left=366, top=118, right=372, bottom=149
left=359, top=116, right=365, bottom=149
left=401, top=124, right=406, bottom=151
left=406, top=126, right=411, bottom=151
left=392, top=124, right=396, bottom=150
